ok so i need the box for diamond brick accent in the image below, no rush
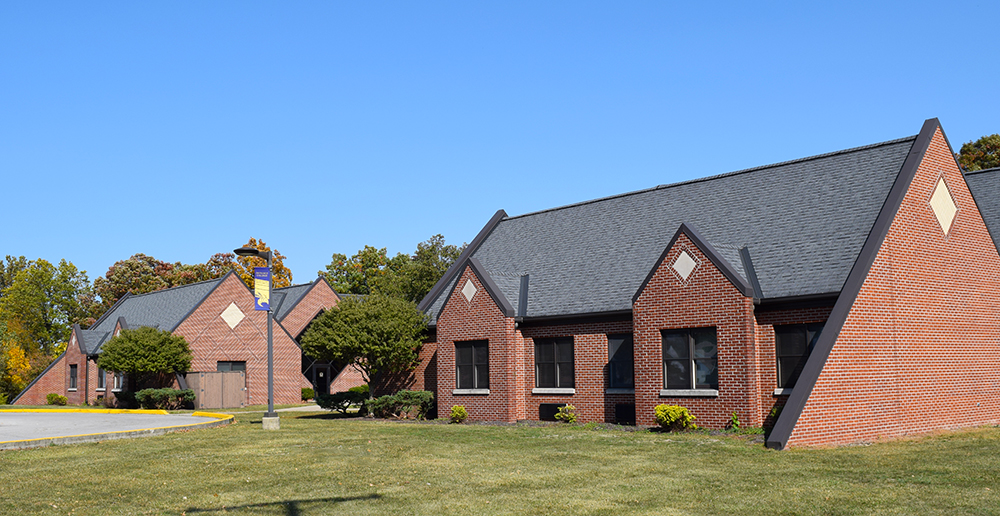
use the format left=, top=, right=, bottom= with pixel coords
left=930, top=178, right=958, bottom=235
left=461, top=279, right=477, bottom=301
left=220, top=302, right=245, bottom=329
left=672, top=250, right=697, bottom=281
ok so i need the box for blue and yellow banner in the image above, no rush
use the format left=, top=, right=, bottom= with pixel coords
left=254, top=267, right=271, bottom=311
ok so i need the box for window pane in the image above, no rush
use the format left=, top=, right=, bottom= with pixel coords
left=458, top=364, right=474, bottom=389
left=693, top=329, right=716, bottom=359
left=694, top=358, right=718, bottom=389
left=231, top=362, right=246, bottom=372
left=776, top=327, right=807, bottom=357
left=456, top=345, right=473, bottom=366
left=558, top=362, right=574, bottom=388
left=665, top=359, right=689, bottom=389
left=556, top=339, right=574, bottom=362
left=476, top=364, right=489, bottom=389
left=806, top=324, right=824, bottom=350
left=217, top=362, right=230, bottom=372
left=662, top=332, right=688, bottom=359
left=779, top=356, right=809, bottom=388
left=536, top=363, right=555, bottom=388
left=536, top=341, right=554, bottom=363
left=474, top=343, right=489, bottom=365
left=609, top=334, right=634, bottom=389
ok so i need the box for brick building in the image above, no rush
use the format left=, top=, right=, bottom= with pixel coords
left=12, top=272, right=361, bottom=407
left=416, top=119, right=1000, bottom=448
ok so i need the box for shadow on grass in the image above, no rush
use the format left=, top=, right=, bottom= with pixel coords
left=295, top=412, right=364, bottom=420
left=185, top=494, right=381, bottom=515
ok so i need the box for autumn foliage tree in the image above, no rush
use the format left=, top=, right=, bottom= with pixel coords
left=0, top=321, right=31, bottom=402
left=956, top=134, right=1000, bottom=172
left=226, top=238, right=294, bottom=289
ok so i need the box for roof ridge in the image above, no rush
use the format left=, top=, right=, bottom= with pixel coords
left=273, top=282, right=312, bottom=291
left=504, top=135, right=918, bottom=222
left=124, top=276, right=225, bottom=299
left=964, top=166, right=1000, bottom=176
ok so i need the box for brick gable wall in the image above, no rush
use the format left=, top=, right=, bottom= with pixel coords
left=280, top=281, right=339, bottom=339
left=632, top=233, right=758, bottom=428
left=13, top=353, right=67, bottom=405
left=787, top=128, right=1000, bottom=447
left=174, top=273, right=308, bottom=406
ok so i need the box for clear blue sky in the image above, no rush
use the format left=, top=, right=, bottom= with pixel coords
left=2, top=2, right=997, bottom=286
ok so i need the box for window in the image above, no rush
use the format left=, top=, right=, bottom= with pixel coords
left=535, top=337, right=574, bottom=389
left=775, top=323, right=823, bottom=388
left=661, top=328, right=717, bottom=390
left=455, top=340, right=489, bottom=390
left=97, top=367, right=106, bottom=390
left=113, top=372, right=125, bottom=391
left=217, top=361, right=247, bottom=372
left=608, top=333, right=634, bottom=389
left=69, top=364, right=78, bottom=390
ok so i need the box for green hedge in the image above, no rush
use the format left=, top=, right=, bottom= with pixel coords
left=316, top=389, right=368, bottom=414
left=134, top=388, right=195, bottom=410
left=368, top=390, right=434, bottom=420
left=46, top=393, right=68, bottom=406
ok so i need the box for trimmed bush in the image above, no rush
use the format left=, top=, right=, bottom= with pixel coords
left=0, top=392, right=8, bottom=405
left=654, top=404, right=697, bottom=431
left=367, top=390, right=435, bottom=419
left=450, top=405, right=468, bottom=424
left=134, top=388, right=195, bottom=410
left=46, top=393, right=68, bottom=406
left=301, top=387, right=315, bottom=401
left=316, top=389, right=368, bottom=414
left=348, top=384, right=369, bottom=396
left=554, top=404, right=577, bottom=423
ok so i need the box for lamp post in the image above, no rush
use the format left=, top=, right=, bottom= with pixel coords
left=234, top=246, right=278, bottom=428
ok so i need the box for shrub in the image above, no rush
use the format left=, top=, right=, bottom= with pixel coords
left=316, top=390, right=368, bottom=414
left=134, top=388, right=195, bottom=410
left=46, top=393, right=68, bottom=406
left=114, top=390, right=137, bottom=408
left=348, top=384, right=369, bottom=396
left=367, top=390, right=435, bottom=419
left=450, top=405, right=468, bottom=424
left=0, top=392, right=7, bottom=405
left=301, top=387, right=315, bottom=401
left=654, top=404, right=697, bottom=431
left=727, top=411, right=741, bottom=430
left=554, top=404, right=577, bottom=423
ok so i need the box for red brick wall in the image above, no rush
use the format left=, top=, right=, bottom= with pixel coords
left=754, top=306, right=833, bottom=427
left=787, top=128, right=1000, bottom=447
left=280, top=281, right=339, bottom=339
left=14, top=353, right=66, bottom=405
left=329, top=365, right=367, bottom=393
left=633, top=233, right=758, bottom=428
left=174, top=274, right=308, bottom=406
left=436, top=266, right=525, bottom=422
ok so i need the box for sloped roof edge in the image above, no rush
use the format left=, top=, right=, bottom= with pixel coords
left=418, top=209, right=507, bottom=312
left=435, top=256, right=516, bottom=322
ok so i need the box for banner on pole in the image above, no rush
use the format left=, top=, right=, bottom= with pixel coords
left=254, top=267, right=271, bottom=311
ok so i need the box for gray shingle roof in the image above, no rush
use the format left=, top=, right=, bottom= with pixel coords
left=965, top=167, right=1000, bottom=251
left=424, top=135, right=917, bottom=324
left=272, top=282, right=313, bottom=322
left=80, top=275, right=226, bottom=354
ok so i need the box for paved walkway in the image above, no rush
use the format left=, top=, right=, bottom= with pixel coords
left=0, top=410, right=230, bottom=450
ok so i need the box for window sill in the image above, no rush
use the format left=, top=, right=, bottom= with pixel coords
left=112, top=389, right=122, bottom=393
left=773, top=388, right=793, bottom=396
left=659, top=389, right=718, bottom=397
left=532, top=388, right=576, bottom=395
left=68, top=388, right=77, bottom=392
left=96, top=388, right=106, bottom=392
left=452, top=389, right=490, bottom=395
left=605, top=388, right=635, bottom=395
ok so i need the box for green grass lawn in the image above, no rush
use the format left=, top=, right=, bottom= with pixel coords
left=2, top=412, right=998, bottom=515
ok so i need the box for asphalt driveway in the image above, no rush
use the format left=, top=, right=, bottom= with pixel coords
left=0, top=411, right=228, bottom=450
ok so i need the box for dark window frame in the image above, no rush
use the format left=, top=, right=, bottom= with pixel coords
left=455, top=340, right=489, bottom=390
left=534, top=337, right=574, bottom=389
left=775, top=323, right=824, bottom=388
left=217, top=361, right=247, bottom=373
left=69, top=364, right=78, bottom=390
left=608, top=333, right=634, bottom=389
left=661, top=327, right=718, bottom=390
left=97, top=367, right=106, bottom=390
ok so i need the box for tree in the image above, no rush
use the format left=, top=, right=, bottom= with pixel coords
left=300, top=294, right=427, bottom=397
left=0, top=258, right=95, bottom=356
left=321, top=246, right=408, bottom=296
left=97, top=327, right=192, bottom=390
left=956, top=134, right=1000, bottom=172
left=93, top=254, right=170, bottom=308
left=0, top=321, right=31, bottom=402
left=0, top=256, right=30, bottom=293
left=228, top=238, right=293, bottom=290
left=320, top=235, right=465, bottom=301
left=398, top=234, right=465, bottom=303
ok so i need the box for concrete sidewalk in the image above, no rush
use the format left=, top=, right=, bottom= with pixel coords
left=0, top=410, right=231, bottom=450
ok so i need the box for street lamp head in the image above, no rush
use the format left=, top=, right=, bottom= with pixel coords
left=233, top=246, right=260, bottom=257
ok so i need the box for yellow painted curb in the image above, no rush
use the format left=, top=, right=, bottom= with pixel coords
left=192, top=412, right=235, bottom=421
